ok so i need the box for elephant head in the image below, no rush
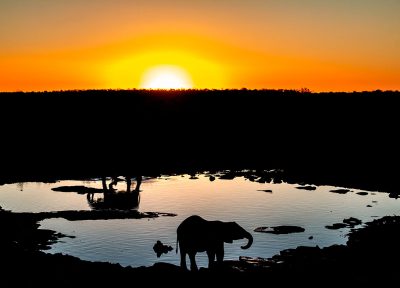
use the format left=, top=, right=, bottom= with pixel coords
left=221, top=222, right=253, bottom=249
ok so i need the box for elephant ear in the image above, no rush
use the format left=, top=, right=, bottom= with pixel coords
left=222, top=222, right=240, bottom=243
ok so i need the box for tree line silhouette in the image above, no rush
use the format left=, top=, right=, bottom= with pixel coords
left=0, top=89, right=398, bottom=192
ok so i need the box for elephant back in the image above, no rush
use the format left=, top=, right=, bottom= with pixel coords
left=177, top=215, right=209, bottom=240
left=177, top=215, right=206, bottom=231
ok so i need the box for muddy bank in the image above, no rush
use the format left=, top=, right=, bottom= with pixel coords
left=30, top=210, right=176, bottom=221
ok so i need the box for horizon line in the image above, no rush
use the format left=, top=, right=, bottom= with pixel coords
left=1, top=88, right=399, bottom=94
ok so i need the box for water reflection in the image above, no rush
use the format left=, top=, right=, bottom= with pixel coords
left=2, top=174, right=399, bottom=268
left=87, top=176, right=142, bottom=210
left=50, top=176, right=143, bottom=211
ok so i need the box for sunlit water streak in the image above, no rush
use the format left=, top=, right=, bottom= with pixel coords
left=1, top=175, right=399, bottom=268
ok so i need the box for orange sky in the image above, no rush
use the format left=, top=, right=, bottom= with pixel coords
left=1, top=0, right=399, bottom=92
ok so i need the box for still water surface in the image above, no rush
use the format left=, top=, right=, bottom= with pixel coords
left=0, top=174, right=398, bottom=268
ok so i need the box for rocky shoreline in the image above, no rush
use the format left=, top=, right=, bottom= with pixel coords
left=2, top=202, right=399, bottom=287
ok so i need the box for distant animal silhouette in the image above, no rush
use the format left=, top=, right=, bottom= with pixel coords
left=176, top=215, right=253, bottom=271
left=87, top=176, right=142, bottom=210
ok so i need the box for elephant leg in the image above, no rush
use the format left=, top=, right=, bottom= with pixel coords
left=188, top=252, right=198, bottom=271
left=206, top=250, right=216, bottom=269
left=180, top=250, right=188, bottom=271
left=216, top=243, right=224, bottom=263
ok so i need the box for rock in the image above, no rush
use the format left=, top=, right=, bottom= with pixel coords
left=326, top=217, right=362, bottom=229
left=238, top=256, right=272, bottom=268
left=255, top=225, right=305, bottom=234
left=343, top=217, right=362, bottom=226
left=32, top=210, right=177, bottom=221
left=356, top=192, right=368, bottom=196
left=51, top=185, right=104, bottom=194
left=219, top=173, right=236, bottom=180
left=330, top=189, right=351, bottom=194
left=367, top=205, right=372, bottom=207
left=309, top=236, right=314, bottom=240
left=209, top=176, right=216, bottom=181
left=296, top=185, right=316, bottom=190
left=325, top=223, right=348, bottom=230
left=246, top=175, right=257, bottom=182
left=257, top=189, right=272, bottom=193
left=153, top=240, right=173, bottom=258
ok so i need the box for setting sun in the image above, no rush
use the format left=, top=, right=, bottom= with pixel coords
left=0, top=1, right=399, bottom=91
left=140, top=65, right=193, bottom=89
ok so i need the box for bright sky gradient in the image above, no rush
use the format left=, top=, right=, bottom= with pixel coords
left=1, top=0, right=399, bottom=92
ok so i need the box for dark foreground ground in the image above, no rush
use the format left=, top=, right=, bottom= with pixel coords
left=1, top=90, right=399, bottom=287
left=2, top=205, right=400, bottom=288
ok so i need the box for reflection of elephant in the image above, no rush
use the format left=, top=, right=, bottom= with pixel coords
left=87, top=175, right=142, bottom=210
left=176, top=215, right=253, bottom=271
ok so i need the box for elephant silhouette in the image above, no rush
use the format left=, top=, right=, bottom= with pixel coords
left=176, top=215, right=253, bottom=271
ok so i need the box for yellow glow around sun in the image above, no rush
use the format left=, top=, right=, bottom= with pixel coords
left=103, top=48, right=227, bottom=89
left=140, top=65, right=193, bottom=89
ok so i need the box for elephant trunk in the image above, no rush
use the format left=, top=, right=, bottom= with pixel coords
left=240, top=232, right=253, bottom=249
